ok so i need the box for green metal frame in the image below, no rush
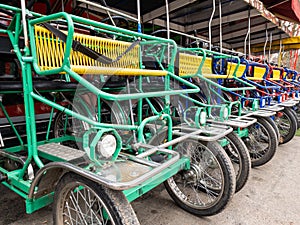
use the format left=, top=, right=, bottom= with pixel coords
left=172, top=47, right=259, bottom=136
left=0, top=4, right=205, bottom=213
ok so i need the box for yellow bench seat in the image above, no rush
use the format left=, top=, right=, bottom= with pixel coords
left=35, top=26, right=167, bottom=76
left=247, top=77, right=264, bottom=80
left=179, top=52, right=245, bottom=78
left=39, top=66, right=168, bottom=76
left=70, top=66, right=168, bottom=76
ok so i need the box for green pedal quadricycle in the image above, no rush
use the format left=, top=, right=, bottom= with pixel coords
left=177, top=47, right=279, bottom=167
left=0, top=2, right=236, bottom=224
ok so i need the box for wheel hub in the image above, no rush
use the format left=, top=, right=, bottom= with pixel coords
left=183, top=164, right=202, bottom=184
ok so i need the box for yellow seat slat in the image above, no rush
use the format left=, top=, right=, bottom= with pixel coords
left=227, top=62, right=246, bottom=78
left=178, top=53, right=213, bottom=76
left=202, top=58, right=213, bottom=75
left=34, top=26, right=166, bottom=76
left=70, top=66, right=168, bottom=76
left=179, top=53, right=244, bottom=79
left=179, top=53, right=203, bottom=76
left=252, top=67, right=266, bottom=79
left=271, top=70, right=281, bottom=80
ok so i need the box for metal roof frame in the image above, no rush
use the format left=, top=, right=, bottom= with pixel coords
left=74, top=0, right=297, bottom=52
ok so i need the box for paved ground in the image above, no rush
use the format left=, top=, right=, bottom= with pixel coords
left=1, top=137, right=300, bottom=225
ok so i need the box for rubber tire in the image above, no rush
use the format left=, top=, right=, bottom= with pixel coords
left=276, top=107, right=297, bottom=144
left=263, top=116, right=280, bottom=146
left=245, top=117, right=278, bottom=167
left=292, top=103, right=300, bottom=129
left=53, top=173, right=140, bottom=225
left=223, top=132, right=251, bottom=192
left=290, top=106, right=300, bottom=129
left=164, top=140, right=236, bottom=216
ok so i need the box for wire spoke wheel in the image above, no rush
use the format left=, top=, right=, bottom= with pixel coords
left=164, top=140, right=236, bottom=216
left=244, top=117, right=277, bottom=167
left=63, top=187, right=111, bottom=224
left=293, top=103, right=300, bottom=128
left=274, top=108, right=297, bottom=144
left=54, top=173, right=139, bottom=225
left=223, top=132, right=251, bottom=192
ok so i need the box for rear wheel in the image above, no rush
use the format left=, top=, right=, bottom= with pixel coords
left=275, top=107, right=297, bottom=144
left=292, top=102, right=300, bottom=129
left=53, top=173, right=139, bottom=225
left=290, top=106, right=300, bottom=129
left=164, top=140, right=236, bottom=216
left=263, top=116, right=280, bottom=145
left=223, top=132, right=251, bottom=192
left=243, top=117, right=277, bottom=167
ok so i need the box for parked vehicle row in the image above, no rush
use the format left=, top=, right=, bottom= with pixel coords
left=0, top=3, right=299, bottom=224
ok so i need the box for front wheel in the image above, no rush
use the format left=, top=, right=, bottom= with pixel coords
left=263, top=116, right=280, bottom=145
left=292, top=102, right=300, bottom=129
left=164, top=140, right=236, bottom=216
left=243, top=117, right=278, bottom=167
left=53, top=173, right=139, bottom=225
left=275, top=107, right=297, bottom=144
left=223, top=132, right=251, bottom=192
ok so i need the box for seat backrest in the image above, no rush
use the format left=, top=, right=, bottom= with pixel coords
left=178, top=53, right=214, bottom=76
left=34, top=26, right=140, bottom=73
left=179, top=53, right=246, bottom=79
left=202, top=57, right=213, bottom=75
left=251, top=66, right=266, bottom=80
left=178, top=53, right=203, bottom=76
left=226, top=62, right=245, bottom=78
left=271, top=69, right=281, bottom=80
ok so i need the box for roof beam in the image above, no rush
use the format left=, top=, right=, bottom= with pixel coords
left=208, top=17, right=266, bottom=38
left=76, top=2, right=186, bottom=32
left=142, top=0, right=198, bottom=23
left=151, top=19, right=185, bottom=32
left=231, top=33, right=288, bottom=49
left=77, top=2, right=138, bottom=21
left=212, top=23, right=276, bottom=43
left=186, top=9, right=259, bottom=32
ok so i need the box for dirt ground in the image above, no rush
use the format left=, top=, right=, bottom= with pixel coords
left=1, top=137, right=300, bottom=225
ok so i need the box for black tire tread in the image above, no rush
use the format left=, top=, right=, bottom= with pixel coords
left=279, top=107, right=297, bottom=144
left=225, top=132, right=251, bottom=192
left=290, top=107, right=300, bottom=129
left=263, top=116, right=280, bottom=145
left=249, top=117, right=278, bottom=167
left=164, top=140, right=236, bottom=216
left=53, top=173, right=140, bottom=225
